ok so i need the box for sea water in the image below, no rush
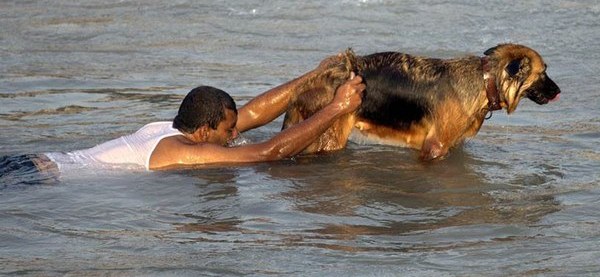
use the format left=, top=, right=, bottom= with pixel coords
left=1, top=0, right=600, bottom=275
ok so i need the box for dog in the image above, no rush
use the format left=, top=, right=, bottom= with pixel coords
left=282, top=43, right=561, bottom=160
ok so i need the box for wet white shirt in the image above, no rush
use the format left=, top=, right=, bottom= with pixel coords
left=45, top=122, right=182, bottom=171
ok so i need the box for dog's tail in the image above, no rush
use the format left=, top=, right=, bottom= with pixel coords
left=319, top=48, right=359, bottom=82
left=343, top=48, right=364, bottom=75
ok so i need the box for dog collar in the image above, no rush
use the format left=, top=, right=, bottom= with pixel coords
left=480, top=57, right=502, bottom=111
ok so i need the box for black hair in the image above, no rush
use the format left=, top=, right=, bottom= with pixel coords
left=173, top=86, right=237, bottom=134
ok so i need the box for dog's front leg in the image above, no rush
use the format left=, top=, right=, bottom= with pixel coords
left=420, top=127, right=449, bottom=161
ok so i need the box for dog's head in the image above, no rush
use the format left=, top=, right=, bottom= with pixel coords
left=484, top=44, right=561, bottom=114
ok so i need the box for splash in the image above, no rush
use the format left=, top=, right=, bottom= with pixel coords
left=227, top=135, right=252, bottom=147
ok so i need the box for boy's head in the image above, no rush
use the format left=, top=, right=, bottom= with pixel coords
left=173, top=86, right=238, bottom=145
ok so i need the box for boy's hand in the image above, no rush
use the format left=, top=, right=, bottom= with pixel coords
left=332, top=72, right=365, bottom=113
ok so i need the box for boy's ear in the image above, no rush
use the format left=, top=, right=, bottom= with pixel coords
left=196, top=125, right=210, bottom=141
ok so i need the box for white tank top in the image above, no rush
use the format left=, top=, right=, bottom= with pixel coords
left=45, top=121, right=182, bottom=171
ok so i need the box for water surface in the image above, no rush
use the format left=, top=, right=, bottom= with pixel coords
left=1, top=0, right=600, bottom=276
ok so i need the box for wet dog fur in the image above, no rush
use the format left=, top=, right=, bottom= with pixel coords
left=282, top=43, right=561, bottom=160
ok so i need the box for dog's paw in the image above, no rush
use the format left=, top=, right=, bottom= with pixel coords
left=420, top=139, right=448, bottom=161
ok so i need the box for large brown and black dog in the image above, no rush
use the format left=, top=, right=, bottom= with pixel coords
left=283, top=43, right=561, bottom=160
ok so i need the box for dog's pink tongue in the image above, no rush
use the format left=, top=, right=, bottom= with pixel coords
left=550, top=93, right=560, bottom=102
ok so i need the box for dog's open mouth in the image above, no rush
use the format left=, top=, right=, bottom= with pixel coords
left=526, top=89, right=561, bottom=105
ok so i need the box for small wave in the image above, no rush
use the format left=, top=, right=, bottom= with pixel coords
left=340, top=0, right=386, bottom=7
left=0, top=86, right=183, bottom=99
left=0, top=105, right=98, bottom=121
left=35, top=105, right=97, bottom=115
left=97, top=92, right=183, bottom=104
left=487, top=181, right=599, bottom=203
left=42, top=16, right=113, bottom=27
left=0, top=90, right=57, bottom=99
left=227, top=7, right=259, bottom=16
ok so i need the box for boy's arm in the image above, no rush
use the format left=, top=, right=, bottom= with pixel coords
left=157, top=75, right=364, bottom=169
left=235, top=54, right=343, bottom=133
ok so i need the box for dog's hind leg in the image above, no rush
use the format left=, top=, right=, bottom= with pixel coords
left=302, top=113, right=357, bottom=153
left=282, top=49, right=358, bottom=153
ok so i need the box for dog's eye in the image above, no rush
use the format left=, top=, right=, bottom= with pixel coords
left=507, top=59, right=521, bottom=76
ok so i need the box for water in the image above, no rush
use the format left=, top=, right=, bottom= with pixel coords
left=1, top=0, right=599, bottom=275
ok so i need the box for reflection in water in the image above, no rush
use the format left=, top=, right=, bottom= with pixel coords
left=168, top=167, right=243, bottom=237
left=170, top=147, right=561, bottom=253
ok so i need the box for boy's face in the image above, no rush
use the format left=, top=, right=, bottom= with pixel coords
left=207, top=108, right=238, bottom=146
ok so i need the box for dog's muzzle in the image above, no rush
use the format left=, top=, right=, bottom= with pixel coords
left=526, top=75, right=561, bottom=105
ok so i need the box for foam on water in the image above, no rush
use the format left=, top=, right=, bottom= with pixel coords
left=227, top=134, right=252, bottom=147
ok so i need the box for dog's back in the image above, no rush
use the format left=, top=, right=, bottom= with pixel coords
left=356, top=52, right=450, bottom=130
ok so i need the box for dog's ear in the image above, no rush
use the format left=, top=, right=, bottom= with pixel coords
left=506, top=57, right=531, bottom=79
left=484, top=46, right=499, bottom=56
left=506, top=59, right=521, bottom=76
